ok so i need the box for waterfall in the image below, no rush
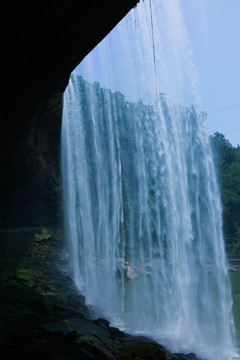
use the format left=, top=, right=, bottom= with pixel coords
left=61, top=1, right=236, bottom=359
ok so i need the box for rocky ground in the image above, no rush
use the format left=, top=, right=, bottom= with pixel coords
left=0, top=228, right=203, bottom=360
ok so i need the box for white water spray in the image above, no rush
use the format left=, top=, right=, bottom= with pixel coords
left=61, top=1, right=236, bottom=359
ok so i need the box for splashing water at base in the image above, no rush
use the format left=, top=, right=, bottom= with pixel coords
left=61, top=1, right=236, bottom=359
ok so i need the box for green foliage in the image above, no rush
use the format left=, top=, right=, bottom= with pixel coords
left=210, top=132, right=240, bottom=257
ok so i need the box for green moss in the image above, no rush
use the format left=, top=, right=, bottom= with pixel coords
left=79, top=334, right=97, bottom=343
left=0, top=229, right=63, bottom=343
left=16, top=268, right=35, bottom=283
left=33, top=227, right=57, bottom=242
left=40, top=291, right=57, bottom=296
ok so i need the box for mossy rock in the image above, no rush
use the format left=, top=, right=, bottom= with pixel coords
left=76, top=333, right=116, bottom=359
left=34, top=228, right=56, bottom=241
left=40, top=319, right=70, bottom=334
left=0, top=279, right=36, bottom=305
left=119, top=341, right=169, bottom=360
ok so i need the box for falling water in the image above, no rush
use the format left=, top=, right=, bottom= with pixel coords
left=61, top=1, right=236, bottom=359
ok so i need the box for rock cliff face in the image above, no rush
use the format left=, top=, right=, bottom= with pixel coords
left=0, top=0, right=139, bottom=227
left=0, top=229, right=202, bottom=360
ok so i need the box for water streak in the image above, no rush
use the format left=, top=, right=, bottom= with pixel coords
left=61, top=1, right=236, bottom=359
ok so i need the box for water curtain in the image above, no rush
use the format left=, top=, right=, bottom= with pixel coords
left=61, top=1, right=235, bottom=359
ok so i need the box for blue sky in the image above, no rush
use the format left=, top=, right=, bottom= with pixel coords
left=180, top=0, right=240, bottom=146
